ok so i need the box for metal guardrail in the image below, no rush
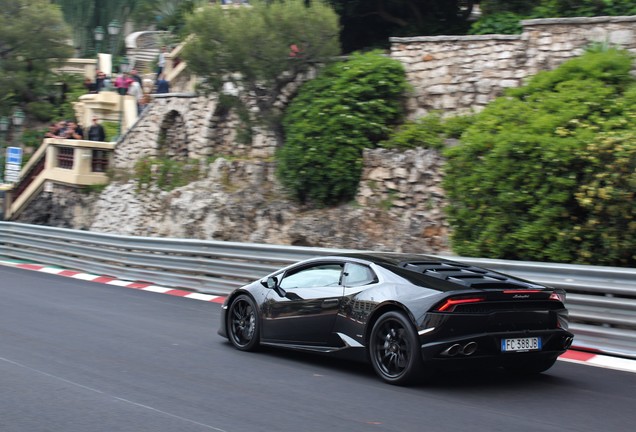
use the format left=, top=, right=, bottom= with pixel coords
left=1, top=221, right=634, bottom=359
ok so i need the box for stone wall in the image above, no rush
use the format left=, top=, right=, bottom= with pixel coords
left=114, top=94, right=217, bottom=170
left=87, top=147, right=449, bottom=254
left=391, top=15, right=636, bottom=117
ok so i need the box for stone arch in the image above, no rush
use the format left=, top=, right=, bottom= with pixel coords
left=158, top=109, right=189, bottom=160
left=207, top=102, right=232, bottom=154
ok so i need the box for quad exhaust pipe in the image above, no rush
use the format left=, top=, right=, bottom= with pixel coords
left=563, top=336, right=574, bottom=349
left=441, top=341, right=478, bottom=357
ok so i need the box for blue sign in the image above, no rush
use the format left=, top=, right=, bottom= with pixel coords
left=6, top=147, right=22, bottom=165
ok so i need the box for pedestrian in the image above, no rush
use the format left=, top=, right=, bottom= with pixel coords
left=54, top=120, right=68, bottom=137
left=114, top=72, right=132, bottom=96
left=84, top=77, right=97, bottom=93
left=139, top=93, right=151, bottom=113
left=128, top=80, right=144, bottom=114
left=155, top=74, right=170, bottom=94
left=63, top=121, right=83, bottom=140
left=130, top=69, right=143, bottom=85
left=95, top=71, right=107, bottom=92
left=87, top=117, right=106, bottom=141
left=44, top=123, right=61, bottom=139
left=156, top=45, right=167, bottom=79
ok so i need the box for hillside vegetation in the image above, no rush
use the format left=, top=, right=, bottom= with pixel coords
left=278, top=51, right=409, bottom=206
left=443, top=48, right=636, bottom=267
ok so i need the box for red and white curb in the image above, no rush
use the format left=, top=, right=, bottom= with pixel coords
left=558, top=349, right=636, bottom=374
left=0, top=260, right=225, bottom=304
left=3, top=258, right=636, bottom=374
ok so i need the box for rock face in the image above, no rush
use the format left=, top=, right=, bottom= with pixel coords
left=15, top=184, right=99, bottom=229
left=86, top=147, right=450, bottom=254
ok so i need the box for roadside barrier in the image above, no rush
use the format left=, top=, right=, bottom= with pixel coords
left=1, top=221, right=634, bottom=359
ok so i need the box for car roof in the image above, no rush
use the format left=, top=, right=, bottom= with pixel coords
left=335, top=252, right=447, bottom=266
left=331, top=252, right=546, bottom=291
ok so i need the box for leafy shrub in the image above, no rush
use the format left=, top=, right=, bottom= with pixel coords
left=57, top=74, right=87, bottom=121
left=572, top=129, right=636, bottom=265
left=380, top=113, right=446, bottom=150
left=443, top=48, right=636, bottom=266
left=277, top=51, right=409, bottom=206
left=26, top=102, right=55, bottom=122
left=442, top=114, right=475, bottom=139
left=472, top=1, right=636, bottom=35
left=20, top=127, right=46, bottom=149
left=380, top=112, right=476, bottom=150
left=102, top=121, right=118, bottom=142
left=531, top=0, right=636, bottom=18
left=469, top=12, right=523, bottom=35
left=133, top=157, right=202, bottom=192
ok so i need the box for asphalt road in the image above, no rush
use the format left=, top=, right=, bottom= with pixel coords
left=1, top=265, right=635, bottom=432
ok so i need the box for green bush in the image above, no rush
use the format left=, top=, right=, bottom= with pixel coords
left=380, top=112, right=476, bottom=150
left=133, top=157, right=202, bottom=192
left=573, top=129, right=636, bottom=265
left=443, top=48, right=636, bottom=266
left=472, top=1, right=636, bottom=35
left=277, top=51, right=409, bottom=206
left=380, top=113, right=446, bottom=150
left=102, top=121, right=118, bottom=142
left=26, top=101, right=55, bottom=122
left=469, top=12, right=523, bottom=35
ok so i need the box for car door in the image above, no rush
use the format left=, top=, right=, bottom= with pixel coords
left=261, top=262, right=345, bottom=345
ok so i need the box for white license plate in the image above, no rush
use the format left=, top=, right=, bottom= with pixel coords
left=501, top=337, right=541, bottom=352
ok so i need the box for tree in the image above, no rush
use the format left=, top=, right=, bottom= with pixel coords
left=471, top=1, right=636, bottom=35
left=52, top=0, right=141, bottom=57
left=181, top=0, right=340, bottom=138
left=0, top=0, right=72, bottom=114
left=132, top=0, right=207, bottom=35
left=328, top=0, right=476, bottom=52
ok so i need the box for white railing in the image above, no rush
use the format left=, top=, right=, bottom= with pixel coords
left=1, top=221, right=634, bottom=359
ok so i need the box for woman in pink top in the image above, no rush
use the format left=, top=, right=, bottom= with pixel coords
left=114, top=73, right=132, bottom=95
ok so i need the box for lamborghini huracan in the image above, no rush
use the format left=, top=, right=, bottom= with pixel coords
left=218, top=253, right=573, bottom=385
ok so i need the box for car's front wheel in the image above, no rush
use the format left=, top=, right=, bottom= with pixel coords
left=227, top=294, right=260, bottom=351
left=369, top=311, right=424, bottom=385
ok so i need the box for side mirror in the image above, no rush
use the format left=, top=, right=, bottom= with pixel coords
left=263, top=275, right=287, bottom=298
left=266, top=276, right=278, bottom=289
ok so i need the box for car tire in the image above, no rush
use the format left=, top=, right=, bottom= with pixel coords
left=504, top=356, right=558, bottom=375
left=227, top=294, right=260, bottom=351
left=369, top=311, right=424, bottom=385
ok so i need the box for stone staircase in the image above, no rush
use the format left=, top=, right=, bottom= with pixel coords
left=125, top=31, right=168, bottom=73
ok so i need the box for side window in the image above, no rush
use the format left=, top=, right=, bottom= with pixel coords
left=342, top=263, right=377, bottom=287
left=279, top=263, right=344, bottom=290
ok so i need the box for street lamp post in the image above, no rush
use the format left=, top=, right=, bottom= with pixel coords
left=12, top=109, right=25, bottom=149
left=108, top=19, right=121, bottom=56
left=0, top=110, right=24, bottom=184
left=0, top=116, right=8, bottom=183
left=94, top=26, right=104, bottom=54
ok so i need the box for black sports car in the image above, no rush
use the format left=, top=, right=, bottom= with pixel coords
left=218, top=253, right=573, bottom=385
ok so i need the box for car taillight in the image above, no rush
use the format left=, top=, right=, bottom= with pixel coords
left=549, top=292, right=566, bottom=303
left=435, top=297, right=485, bottom=312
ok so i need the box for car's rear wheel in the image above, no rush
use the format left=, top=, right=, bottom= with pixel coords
left=369, top=311, right=424, bottom=385
left=227, top=294, right=260, bottom=351
left=504, top=356, right=557, bottom=375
